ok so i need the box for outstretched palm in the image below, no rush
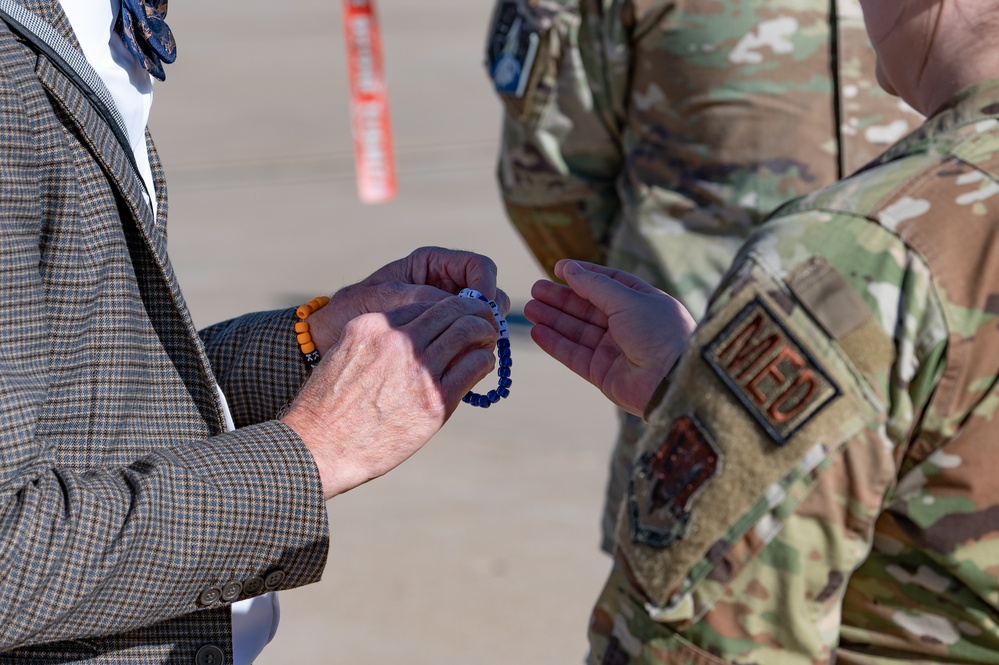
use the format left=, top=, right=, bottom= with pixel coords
left=525, top=261, right=695, bottom=416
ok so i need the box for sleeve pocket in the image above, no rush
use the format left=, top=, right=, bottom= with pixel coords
left=485, top=0, right=579, bottom=125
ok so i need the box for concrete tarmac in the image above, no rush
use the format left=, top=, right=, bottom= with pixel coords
left=151, top=1, right=618, bottom=663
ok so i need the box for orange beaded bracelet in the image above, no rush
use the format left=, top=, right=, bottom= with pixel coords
left=295, top=295, right=330, bottom=369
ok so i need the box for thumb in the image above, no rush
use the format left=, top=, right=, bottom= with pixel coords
left=561, top=261, right=636, bottom=317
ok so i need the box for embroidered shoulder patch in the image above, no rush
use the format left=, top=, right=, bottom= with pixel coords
left=702, top=296, right=840, bottom=445
left=629, top=415, right=720, bottom=549
left=486, top=0, right=540, bottom=97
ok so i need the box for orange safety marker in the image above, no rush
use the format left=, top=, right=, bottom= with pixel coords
left=342, top=0, right=397, bottom=204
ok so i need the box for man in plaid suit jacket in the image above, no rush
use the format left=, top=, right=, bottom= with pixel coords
left=0, top=1, right=506, bottom=663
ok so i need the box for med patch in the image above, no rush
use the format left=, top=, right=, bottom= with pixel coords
left=486, top=0, right=540, bottom=97
left=702, top=296, right=840, bottom=445
left=629, top=415, right=720, bottom=549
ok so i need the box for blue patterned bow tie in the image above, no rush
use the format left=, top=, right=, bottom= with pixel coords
left=116, top=0, right=176, bottom=81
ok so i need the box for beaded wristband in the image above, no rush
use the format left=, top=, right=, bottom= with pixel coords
left=295, top=295, right=330, bottom=369
left=457, top=288, right=511, bottom=408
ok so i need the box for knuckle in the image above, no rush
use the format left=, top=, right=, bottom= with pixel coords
left=475, top=347, right=497, bottom=370
left=478, top=255, right=498, bottom=274
left=382, top=327, right=414, bottom=352
left=345, top=312, right=376, bottom=333
left=468, top=348, right=497, bottom=379
left=461, top=312, right=498, bottom=341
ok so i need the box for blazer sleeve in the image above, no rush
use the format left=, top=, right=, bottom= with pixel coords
left=199, top=308, right=310, bottom=429
left=0, top=200, right=330, bottom=649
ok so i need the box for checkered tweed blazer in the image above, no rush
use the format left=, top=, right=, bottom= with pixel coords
left=0, top=2, right=330, bottom=663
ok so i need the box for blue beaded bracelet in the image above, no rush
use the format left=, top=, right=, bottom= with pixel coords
left=458, top=288, right=511, bottom=408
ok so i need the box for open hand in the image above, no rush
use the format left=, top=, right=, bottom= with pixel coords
left=525, top=260, right=695, bottom=417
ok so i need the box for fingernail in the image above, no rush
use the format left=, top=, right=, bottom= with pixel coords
left=563, top=261, right=582, bottom=276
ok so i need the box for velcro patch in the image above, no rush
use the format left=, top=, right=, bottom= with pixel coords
left=486, top=0, right=540, bottom=97
left=629, top=415, right=720, bottom=549
left=702, top=297, right=839, bottom=445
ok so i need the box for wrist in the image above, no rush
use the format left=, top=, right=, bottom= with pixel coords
left=303, top=304, right=339, bottom=356
left=294, top=296, right=330, bottom=369
left=281, top=405, right=363, bottom=501
left=643, top=367, right=677, bottom=422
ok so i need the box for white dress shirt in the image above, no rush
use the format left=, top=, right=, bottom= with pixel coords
left=56, top=2, right=280, bottom=662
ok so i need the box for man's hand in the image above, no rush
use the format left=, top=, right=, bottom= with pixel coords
left=525, top=260, right=696, bottom=417
left=307, top=247, right=510, bottom=354
left=282, top=295, right=499, bottom=500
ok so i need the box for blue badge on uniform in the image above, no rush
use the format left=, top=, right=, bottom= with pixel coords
left=487, top=0, right=540, bottom=97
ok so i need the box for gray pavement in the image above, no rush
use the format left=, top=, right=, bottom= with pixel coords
left=150, top=2, right=618, bottom=663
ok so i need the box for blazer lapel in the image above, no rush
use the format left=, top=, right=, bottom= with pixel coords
left=18, top=0, right=226, bottom=433
left=147, top=127, right=169, bottom=229
left=22, top=0, right=161, bottom=239
left=18, top=0, right=73, bottom=46
left=34, top=57, right=163, bottom=237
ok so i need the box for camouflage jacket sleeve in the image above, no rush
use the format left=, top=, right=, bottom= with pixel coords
left=489, top=0, right=635, bottom=278
left=588, top=209, right=948, bottom=664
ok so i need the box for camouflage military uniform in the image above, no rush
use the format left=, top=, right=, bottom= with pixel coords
left=589, top=79, right=999, bottom=664
left=487, top=0, right=919, bottom=553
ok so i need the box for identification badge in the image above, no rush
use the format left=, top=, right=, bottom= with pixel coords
left=486, top=0, right=540, bottom=97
